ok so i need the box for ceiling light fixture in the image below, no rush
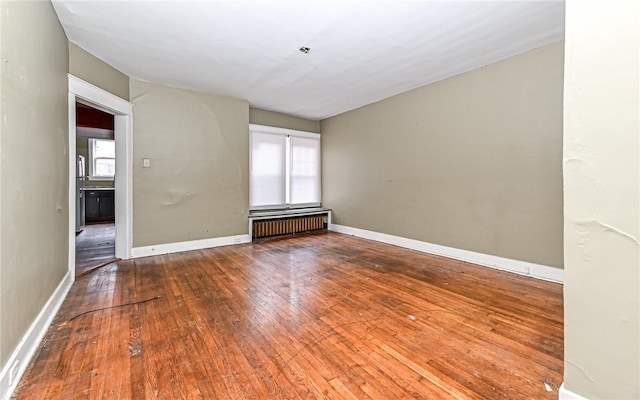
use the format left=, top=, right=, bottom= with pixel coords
left=299, top=47, right=310, bottom=54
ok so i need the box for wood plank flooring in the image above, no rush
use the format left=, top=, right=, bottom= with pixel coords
left=16, top=232, right=563, bottom=399
left=76, top=222, right=116, bottom=276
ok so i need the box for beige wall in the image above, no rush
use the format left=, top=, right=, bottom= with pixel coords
left=249, top=107, right=320, bottom=133
left=322, top=42, right=564, bottom=268
left=69, top=42, right=129, bottom=100
left=131, top=79, right=249, bottom=246
left=563, top=1, right=639, bottom=398
left=0, top=1, right=69, bottom=366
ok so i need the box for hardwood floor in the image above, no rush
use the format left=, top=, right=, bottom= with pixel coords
left=76, top=222, right=116, bottom=276
left=16, top=232, right=563, bottom=399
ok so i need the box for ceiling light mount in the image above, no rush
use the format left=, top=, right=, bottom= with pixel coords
left=299, top=47, right=310, bottom=54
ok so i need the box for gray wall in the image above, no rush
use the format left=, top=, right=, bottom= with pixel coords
left=563, top=1, right=639, bottom=398
left=0, top=1, right=69, bottom=366
left=69, top=42, right=129, bottom=100
left=131, top=79, right=249, bottom=247
left=322, top=41, right=564, bottom=268
left=249, top=107, right=320, bottom=133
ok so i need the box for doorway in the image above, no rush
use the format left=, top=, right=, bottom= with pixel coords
left=68, top=75, right=133, bottom=279
left=75, top=102, right=117, bottom=275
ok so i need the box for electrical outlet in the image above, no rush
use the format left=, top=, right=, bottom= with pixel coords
left=8, top=360, right=19, bottom=386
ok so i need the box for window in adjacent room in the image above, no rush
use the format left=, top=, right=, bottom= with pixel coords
left=250, top=124, right=321, bottom=210
left=88, top=138, right=115, bottom=180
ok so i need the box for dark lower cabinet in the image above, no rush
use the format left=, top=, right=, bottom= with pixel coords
left=84, top=190, right=115, bottom=223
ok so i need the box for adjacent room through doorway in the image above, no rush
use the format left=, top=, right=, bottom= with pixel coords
left=74, top=101, right=117, bottom=276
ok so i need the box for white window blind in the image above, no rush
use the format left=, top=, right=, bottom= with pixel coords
left=250, top=131, right=287, bottom=208
left=250, top=125, right=321, bottom=210
left=89, top=138, right=115, bottom=179
left=290, top=135, right=321, bottom=205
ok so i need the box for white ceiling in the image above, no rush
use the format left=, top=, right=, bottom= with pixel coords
left=53, top=1, right=565, bottom=120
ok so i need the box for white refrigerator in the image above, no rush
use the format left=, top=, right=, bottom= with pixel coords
left=75, top=155, right=85, bottom=233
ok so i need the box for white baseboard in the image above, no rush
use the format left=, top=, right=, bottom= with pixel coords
left=559, top=383, right=589, bottom=400
left=131, top=234, right=252, bottom=258
left=329, top=224, right=563, bottom=283
left=0, top=270, right=74, bottom=400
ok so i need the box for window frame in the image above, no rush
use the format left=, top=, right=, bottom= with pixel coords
left=88, top=138, right=116, bottom=181
left=249, top=124, right=321, bottom=211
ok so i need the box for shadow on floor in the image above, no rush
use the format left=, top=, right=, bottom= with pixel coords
left=75, top=222, right=116, bottom=276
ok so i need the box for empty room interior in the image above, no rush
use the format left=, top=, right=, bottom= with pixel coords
left=0, top=1, right=638, bottom=400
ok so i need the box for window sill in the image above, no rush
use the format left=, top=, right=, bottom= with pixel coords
left=249, top=207, right=331, bottom=219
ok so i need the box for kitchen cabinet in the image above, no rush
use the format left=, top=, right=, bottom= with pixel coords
left=84, top=189, right=115, bottom=223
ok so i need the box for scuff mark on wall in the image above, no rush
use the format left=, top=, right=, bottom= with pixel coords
left=161, top=189, right=193, bottom=207
left=575, top=220, right=640, bottom=244
left=566, top=361, right=595, bottom=383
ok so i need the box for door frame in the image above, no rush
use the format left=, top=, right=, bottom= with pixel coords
left=68, top=74, right=133, bottom=276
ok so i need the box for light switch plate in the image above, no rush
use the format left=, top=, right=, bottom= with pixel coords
left=143, top=158, right=150, bottom=168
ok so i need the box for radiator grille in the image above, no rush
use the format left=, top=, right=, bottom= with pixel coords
left=252, top=215, right=325, bottom=239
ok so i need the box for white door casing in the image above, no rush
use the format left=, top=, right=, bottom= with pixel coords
left=67, top=74, right=133, bottom=276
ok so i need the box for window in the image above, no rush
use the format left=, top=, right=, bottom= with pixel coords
left=250, top=125, right=321, bottom=210
left=89, top=138, right=115, bottom=180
